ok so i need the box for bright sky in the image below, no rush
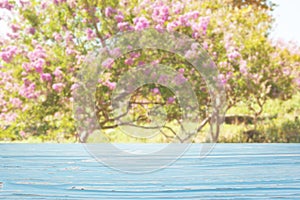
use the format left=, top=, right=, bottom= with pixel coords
left=0, top=1, right=299, bottom=44
left=271, top=0, right=300, bottom=44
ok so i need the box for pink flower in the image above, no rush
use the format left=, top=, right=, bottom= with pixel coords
left=65, top=31, right=73, bottom=44
left=53, top=0, right=66, bottom=5
left=152, top=88, right=160, bottom=94
left=20, top=131, right=26, bottom=137
left=41, top=1, right=48, bottom=9
left=41, top=73, right=52, bottom=82
left=33, top=58, right=45, bottom=73
left=130, top=52, right=140, bottom=59
left=105, top=7, right=115, bottom=17
left=0, top=46, right=18, bottom=63
left=0, top=0, right=13, bottom=10
left=19, top=82, right=37, bottom=99
left=67, top=0, right=76, bottom=8
left=124, top=58, right=134, bottom=66
left=227, top=50, right=241, bottom=61
left=191, top=16, right=210, bottom=37
left=166, top=21, right=179, bottom=32
left=184, top=50, right=197, bottom=59
left=53, top=67, right=63, bottom=78
left=10, top=98, right=22, bottom=108
left=155, top=24, right=164, bottom=32
left=0, top=51, right=12, bottom=63
left=110, top=48, right=121, bottom=57
left=6, top=32, right=18, bottom=39
left=172, top=2, right=184, bottom=14
left=133, top=17, right=150, bottom=31
left=102, top=58, right=114, bottom=69
left=19, top=0, right=30, bottom=7
left=53, top=32, right=62, bottom=41
left=178, top=68, right=185, bottom=73
left=76, top=55, right=85, bottom=65
left=104, top=80, right=116, bottom=90
left=70, top=83, right=79, bottom=91
left=66, top=47, right=76, bottom=55
left=239, top=60, right=248, bottom=75
left=174, top=74, right=187, bottom=85
left=151, top=60, right=160, bottom=66
left=28, top=27, right=35, bottom=35
left=199, top=16, right=210, bottom=33
left=52, top=83, right=65, bottom=92
left=202, top=41, right=208, bottom=50
left=117, top=22, right=130, bottom=31
left=28, top=46, right=46, bottom=61
left=152, top=4, right=169, bottom=24
left=158, top=75, right=168, bottom=84
left=191, top=43, right=199, bottom=51
left=137, top=61, right=145, bottom=66
left=5, top=113, right=17, bottom=123
left=178, top=15, right=190, bottom=26
left=217, top=74, right=227, bottom=86
left=115, top=14, right=124, bottom=22
left=22, top=78, right=31, bottom=86
left=167, top=97, right=175, bottom=104
left=188, top=11, right=200, bottom=19
left=86, top=28, right=96, bottom=40
left=11, top=24, right=20, bottom=32
left=282, top=67, right=291, bottom=76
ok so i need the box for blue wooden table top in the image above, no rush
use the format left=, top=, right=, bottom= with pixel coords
left=0, top=144, right=300, bottom=199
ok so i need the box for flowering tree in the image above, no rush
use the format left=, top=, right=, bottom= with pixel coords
left=0, top=0, right=299, bottom=142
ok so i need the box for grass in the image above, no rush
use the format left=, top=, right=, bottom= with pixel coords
left=1, top=93, right=299, bottom=143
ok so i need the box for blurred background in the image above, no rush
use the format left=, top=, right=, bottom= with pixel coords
left=0, top=0, right=299, bottom=143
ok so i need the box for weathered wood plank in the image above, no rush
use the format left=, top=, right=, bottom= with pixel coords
left=0, top=144, right=300, bottom=199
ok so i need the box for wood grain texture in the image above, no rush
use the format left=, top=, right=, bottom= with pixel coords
left=0, top=144, right=300, bottom=199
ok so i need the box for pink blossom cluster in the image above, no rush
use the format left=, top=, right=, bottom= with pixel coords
left=102, top=58, right=114, bottom=69
left=0, top=0, right=13, bottom=10
left=53, top=0, right=66, bottom=5
left=0, top=46, right=18, bottom=63
left=124, top=52, right=140, bottom=66
left=105, top=6, right=117, bottom=17
left=239, top=60, right=248, bottom=75
left=103, top=80, right=116, bottom=90
left=52, top=83, right=65, bottom=92
left=217, top=74, right=228, bottom=86
left=0, top=112, right=18, bottom=123
left=50, top=67, right=65, bottom=93
left=41, top=73, right=52, bottom=82
left=10, top=97, right=22, bottom=108
left=167, top=97, right=175, bottom=104
left=28, top=45, right=47, bottom=62
left=227, top=49, right=241, bottom=61
left=174, top=68, right=187, bottom=85
left=19, top=79, right=39, bottom=99
left=178, top=11, right=200, bottom=26
left=11, top=24, right=20, bottom=33
left=133, top=17, right=150, bottom=31
left=191, top=16, right=210, bottom=37
left=53, top=32, right=63, bottom=42
left=26, top=45, right=54, bottom=86
left=86, top=28, right=96, bottom=41
left=115, top=14, right=124, bottom=23
left=152, top=3, right=169, bottom=24
left=152, top=87, right=160, bottom=94
left=117, top=22, right=132, bottom=31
